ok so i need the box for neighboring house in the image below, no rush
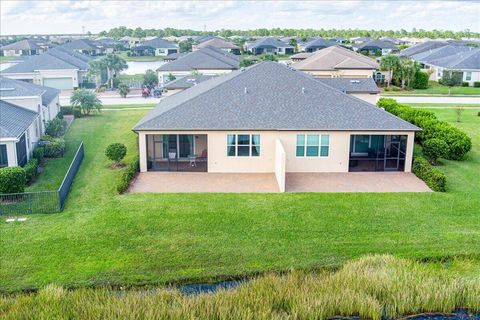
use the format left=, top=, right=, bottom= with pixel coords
left=192, top=37, right=240, bottom=55
left=59, top=39, right=102, bottom=55
left=380, top=37, right=407, bottom=45
left=330, top=37, right=348, bottom=44
left=0, top=39, right=46, bottom=56
left=119, top=36, right=141, bottom=48
left=133, top=62, right=419, bottom=193
left=1, top=46, right=92, bottom=90
left=163, top=52, right=188, bottom=62
left=94, top=37, right=121, bottom=53
left=0, top=100, right=41, bottom=167
left=245, top=38, right=294, bottom=55
left=162, top=74, right=215, bottom=96
left=399, top=41, right=449, bottom=58
left=156, top=46, right=240, bottom=84
left=316, top=77, right=380, bottom=104
left=354, top=40, right=399, bottom=55
left=302, top=38, right=335, bottom=52
left=351, top=37, right=373, bottom=44
left=291, top=45, right=381, bottom=79
left=290, top=52, right=313, bottom=63
left=132, top=38, right=179, bottom=56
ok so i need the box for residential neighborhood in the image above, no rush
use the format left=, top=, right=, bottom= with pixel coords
left=0, top=1, right=479, bottom=319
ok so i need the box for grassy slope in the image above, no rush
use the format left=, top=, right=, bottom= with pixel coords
left=382, top=81, right=480, bottom=96
left=1, top=109, right=479, bottom=293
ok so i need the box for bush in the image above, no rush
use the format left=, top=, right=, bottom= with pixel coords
left=412, top=157, right=447, bottom=192
left=413, top=71, right=429, bottom=89
left=24, top=159, right=39, bottom=184
left=474, top=81, right=480, bottom=88
left=461, top=82, right=469, bottom=87
left=105, top=143, right=127, bottom=165
left=60, top=106, right=74, bottom=116
left=384, top=85, right=401, bottom=91
left=118, top=82, right=130, bottom=98
left=0, top=167, right=26, bottom=193
left=45, top=117, right=67, bottom=137
left=117, top=157, right=139, bottom=194
left=42, top=136, right=66, bottom=158
left=422, top=138, right=447, bottom=165
left=32, top=146, right=44, bottom=163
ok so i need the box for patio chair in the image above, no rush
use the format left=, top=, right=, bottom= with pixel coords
left=168, top=152, right=177, bottom=171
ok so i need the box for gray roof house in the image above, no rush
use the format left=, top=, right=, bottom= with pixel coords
left=60, top=39, right=102, bottom=55
left=354, top=40, right=399, bottom=55
left=133, top=62, right=419, bottom=184
left=0, top=76, right=60, bottom=106
left=399, top=41, right=449, bottom=57
left=133, top=38, right=179, bottom=57
left=246, top=38, right=295, bottom=55
left=316, top=77, right=380, bottom=104
left=0, top=39, right=46, bottom=56
left=302, top=38, right=335, bottom=52
left=163, top=74, right=215, bottom=90
left=192, top=37, right=240, bottom=54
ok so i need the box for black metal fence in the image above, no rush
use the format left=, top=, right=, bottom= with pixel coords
left=0, top=142, right=84, bottom=215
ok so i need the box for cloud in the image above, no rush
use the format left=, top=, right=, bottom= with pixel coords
left=1, top=0, right=479, bottom=35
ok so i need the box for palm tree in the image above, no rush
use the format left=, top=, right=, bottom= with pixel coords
left=70, top=89, right=102, bottom=116
left=87, top=59, right=106, bottom=87
left=102, top=54, right=128, bottom=89
left=379, top=54, right=400, bottom=87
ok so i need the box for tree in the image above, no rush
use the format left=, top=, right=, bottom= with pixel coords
left=102, top=54, right=128, bottom=89
left=143, top=69, right=158, bottom=86
left=413, top=70, right=429, bottom=89
left=288, top=38, right=298, bottom=50
left=441, top=70, right=463, bottom=95
left=380, top=55, right=400, bottom=87
left=398, top=59, right=418, bottom=89
left=70, top=89, right=102, bottom=116
left=87, top=59, right=106, bottom=86
left=179, top=39, right=194, bottom=52
left=422, top=138, right=448, bottom=165
left=118, top=82, right=130, bottom=98
left=167, top=73, right=176, bottom=82
left=105, top=143, right=127, bottom=167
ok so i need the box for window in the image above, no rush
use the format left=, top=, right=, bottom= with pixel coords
left=296, top=134, right=329, bottom=157
left=465, top=72, right=472, bottom=81
left=0, top=144, right=8, bottom=167
left=227, top=134, right=260, bottom=157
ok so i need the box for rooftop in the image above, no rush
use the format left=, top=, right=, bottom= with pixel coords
left=0, top=100, right=39, bottom=139
left=163, top=74, right=216, bottom=90
left=248, top=37, right=294, bottom=49
left=315, top=77, right=379, bottom=94
left=0, top=39, right=41, bottom=51
left=354, top=39, right=398, bottom=50
left=141, top=37, right=178, bottom=49
left=0, top=76, right=60, bottom=105
left=194, top=37, right=239, bottom=50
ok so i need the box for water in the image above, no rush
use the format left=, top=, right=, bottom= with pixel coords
left=122, top=61, right=166, bottom=75
left=177, top=280, right=242, bottom=295
left=404, top=310, right=480, bottom=320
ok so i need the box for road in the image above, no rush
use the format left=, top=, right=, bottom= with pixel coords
left=383, top=95, right=480, bottom=104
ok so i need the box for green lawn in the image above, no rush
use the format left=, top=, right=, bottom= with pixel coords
left=117, top=74, right=144, bottom=82
left=118, top=51, right=165, bottom=62
left=1, top=107, right=479, bottom=293
left=406, top=103, right=480, bottom=108
left=382, top=81, right=480, bottom=96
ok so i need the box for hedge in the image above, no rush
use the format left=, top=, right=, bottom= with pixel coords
left=42, top=136, right=66, bottom=158
left=24, top=159, right=39, bottom=184
left=117, top=157, right=139, bottom=194
left=377, top=98, right=472, bottom=160
left=413, top=70, right=429, bottom=89
left=412, top=157, right=447, bottom=192
left=0, top=167, right=26, bottom=193
left=32, top=146, right=44, bottom=163
left=474, top=82, right=480, bottom=88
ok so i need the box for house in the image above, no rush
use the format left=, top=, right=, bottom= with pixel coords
left=131, top=38, right=178, bottom=56
left=133, top=62, right=418, bottom=193
left=59, top=39, right=102, bottom=55
left=380, top=37, right=407, bottom=45
left=119, top=36, right=141, bottom=48
left=353, top=40, right=399, bottom=55
left=290, top=52, right=314, bottom=63
left=399, top=41, right=449, bottom=58
left=1, top=46, right=92, bottom=90
left=245, top=38, right=295, bottom=55
left=156, top=46, right=240, bottom=84
left=351, top=37, right=373, bottom=44
left=291, top=45, right=381, bottom=79
left=163, top=52, right=188, bottom=62
left=330, top=37, right=348, bottom=44
left=192, top=37, right=240, bottom=55
left=0, top=39, right=47, bottom=56
left=94, top=37, right=122, bottom=53
left=302, top=38, right=335, bottom=52
left=315, top=77, right=380, bottom=104
left=162, top=74, right=215, bottom=96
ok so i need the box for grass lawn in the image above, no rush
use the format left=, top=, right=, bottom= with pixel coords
left=117, top=74, right=144, bottom=82
left=1, top=107, right=479, bottom=293
left=118, top=51, right=165, bottom=62
left=382, top=81, right=480, bottom=96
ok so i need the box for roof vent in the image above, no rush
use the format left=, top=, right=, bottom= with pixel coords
left=244, top=87, right=248, bottom=94
left=350, top=80, right=360, bottom=84
left=302, top=87, right=305, bottom=94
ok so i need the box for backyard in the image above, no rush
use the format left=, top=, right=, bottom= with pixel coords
left=0, top=105, right=479, bottom=293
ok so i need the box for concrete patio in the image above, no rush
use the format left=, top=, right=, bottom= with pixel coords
left=129, top=172, right=431, bottom=193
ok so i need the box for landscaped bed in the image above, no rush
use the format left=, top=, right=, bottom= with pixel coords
left=0, top=106, right=479, bottom=295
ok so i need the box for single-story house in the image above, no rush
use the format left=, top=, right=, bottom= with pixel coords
left=163, top=52, right=188, bottom=62
left=315, top=77, right=380, bottom=104
left=291, top=45, right=382, bottom=79
left=156, top=46, right=239, bottom=84
left=353, top=40, right=399, bottom=55
left=245, top=38, right=295, bottom=55
left=329, top=37, right=348, bottom=44
left=0, top=100, right=41, bottom=167
left=290, top=52, right=314, bottom=63
left=1, top=47, right=92, bottom=90
left=399, top=41, right=449, bottom=58
left=94, top=37, right=122, bottom=53
left=0, top=39, right=46, bottom=56
left=162, top=74, right=215, bottom=96
left=132, top=38, right=179, bottom=56
left=192, top=37, right=240, bottom=55
left=119, top=36, right=141, bottom=48
left=133, top=62, right=419, bottom=193
left=350, top=37, right=373, bottom=44
left=59, top=39, right=102, bottom=55
left=302, top=38, right=335, bottom=52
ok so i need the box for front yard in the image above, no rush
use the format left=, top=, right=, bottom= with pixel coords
left=1, top=107, right=479, bottom=293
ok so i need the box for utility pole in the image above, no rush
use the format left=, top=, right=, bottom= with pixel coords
left=82, top=25, right=85, bottom=36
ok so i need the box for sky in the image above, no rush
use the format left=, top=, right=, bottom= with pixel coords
left=1, top=0, right=479, bottom=35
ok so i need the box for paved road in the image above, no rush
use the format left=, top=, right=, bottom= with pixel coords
left=60, top=94, right=161, bottom=106
left=384, top=95, right=480, bottom=104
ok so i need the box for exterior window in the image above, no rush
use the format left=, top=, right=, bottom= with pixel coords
left=0, top=144, right=8, bottom=167
left=296, top=134, right=329, bottom=157
left=465, top=72, right=472, bottom=81
left=227, top=134, right=260, bottom=157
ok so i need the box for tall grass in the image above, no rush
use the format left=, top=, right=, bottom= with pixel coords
left=1, top=255, right=479, bottom=319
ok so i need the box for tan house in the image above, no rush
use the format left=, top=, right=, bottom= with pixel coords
left=315, top=77, right=380, bottom=104
left=134, top=62, right=419, bottom=192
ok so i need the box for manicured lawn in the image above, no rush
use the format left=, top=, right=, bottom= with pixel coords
left=382, top=81, right=480, bottom=96
left=118, top=51, right=165, bottom=62
left=117, top=73, right=144, bottom=82
left=1, top=107, right=479, bottom=293
left=407, top=103, right=480, bottom=108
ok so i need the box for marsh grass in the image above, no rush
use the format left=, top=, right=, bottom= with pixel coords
left=1, top=255, right=479, bottom=320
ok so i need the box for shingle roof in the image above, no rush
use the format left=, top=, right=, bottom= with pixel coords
left=157, top=46, right=240, bottom=72
left=0, top=76, right=60, bottom=105
left=194, top=37, right=239, bottom=50
left=60, top=39, right=99, bottom=51
left=0, top=100, right=39, bottom=138
left=1, top=47, right=91, bottom=73
left=134, top=61, right=418, bottom=132
left=291, top=45, right=379, bottom=71
left=315, top=77, right=379, bottom=93
left=249, top=38, right=294, bottom=49
left=304, top=38, right=335, bottom=50
left=164, top=52, right=188, bottom=61
left=290, top=52, right=314, bottom=60
left=400, top=41, right=449, bottom=57
left=141, top=37, right=178, bottom=49
left=355, top=40, right=398, bottom=50
left=163, top=74, right=216, bottom=90
left=0, top=39, right=41, bottom=51
left=411, top=45, right=474, bottom=64
left=427, top=49, right=480, bottom=70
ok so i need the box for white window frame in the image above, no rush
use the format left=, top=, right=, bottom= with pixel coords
left=227, top=134, right=260, bottom=157
left=296, top=134, right=329, bottom=158
left=465, top=71, right=472, bottom=81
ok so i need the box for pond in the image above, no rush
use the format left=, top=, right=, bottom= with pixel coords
left=122, top=61, right=166, bottom=75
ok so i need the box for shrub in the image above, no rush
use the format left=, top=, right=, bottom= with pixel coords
left=24, top=159, right=39, bottom=184
left=474, top=81, right=480, bottom=88
left=32, top=146, right=44, bottom=163
left=117, top=157, right=139, bottom=194
left=105, top=143, right=127, bottom=166
left=422, top=138, right=447, bottom=165
left=60, top=106, right=74, bottom=116
left=45, top=118, right=67, bottom=137
left=385, top=85, right=401, bottom=91
left=461, top=82, right=469, bottom=87
left=0, top=166, right=26, bottom=193
left=73, top=108, right=82, bottom=118
left=42, top=136, right=66, bottom=158
left=118, top=82, right=130, bottom=98
left=412, top=157, right=447, bottom=192
left=413, top=71, right=429, bottom=89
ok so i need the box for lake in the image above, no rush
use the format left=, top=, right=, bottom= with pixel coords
left=123, top=61, right=166, bottom=75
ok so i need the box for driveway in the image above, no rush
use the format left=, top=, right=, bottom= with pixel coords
left=286, top=172, right=431, bottom=192
left=383, top=95, right=480, bottom=104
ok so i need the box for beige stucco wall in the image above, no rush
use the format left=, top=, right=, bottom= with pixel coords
left=350, top=93, right=379, bottom=104
left=3, top=69, right=79, bottom=88
left=138, top=130, right=415, bottom=174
